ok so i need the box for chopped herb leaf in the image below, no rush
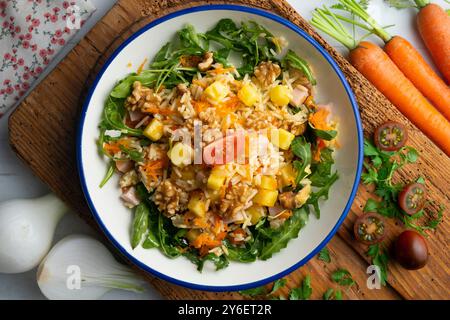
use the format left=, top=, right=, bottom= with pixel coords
left=318, top=247, right=331, bottom=263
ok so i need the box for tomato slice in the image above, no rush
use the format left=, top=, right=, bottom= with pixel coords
left=353, top=212, right=385, bottom=245
left=374, top=121, right=408, bottom=151
left=398, top=183, right=426, bottom=215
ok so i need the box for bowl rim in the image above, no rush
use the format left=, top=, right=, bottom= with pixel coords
left=77, top=4, right=364, bottom=292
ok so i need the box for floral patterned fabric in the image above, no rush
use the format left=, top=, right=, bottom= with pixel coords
left=0, top=0, right=96, bottom=117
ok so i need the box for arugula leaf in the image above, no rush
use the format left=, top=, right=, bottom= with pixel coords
left=331, top=269, right=355, bottom=287
left=103, top=97, right=143, bottom=136
left=313, top=128, right=338, bottom=141
left=131, top=203, right=149, bottom=249
left=99, top=161, right=115, bottom=188
left=289, top=274, right=312, bottom=300
left=184, top=252, right=229, bottom=272
left=157, top=212, right=182, bottom=258
left=291, top=136, right=312, bottom=184
left=367, top=244, right=389, bottom=286
left=309, top=148, right=335, bottom=187
left=318, top=247, right=331, bottom=263
left=307, top=171, right=339, bottom=218
left=204, top=19, right=278, bottom=75
left=119, top=145, right=143, bottom=162
left=225, top=237, right=261, bottom=262
left=110, top=71, right=159, bottom=99
left=178, top=24, right=207, bottom=51
left=282, top=49, right=316, bottom=85
left=270, top=278, right=287, bottom=294
left=260, top=207, right=309, bottom=260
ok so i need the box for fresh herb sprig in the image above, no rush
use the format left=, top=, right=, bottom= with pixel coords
left=366, top=243, right=389, bottom=286
left=362, top=139, right=444, bottom=235
left=331, top=268, right=356, bottom=286
left=318, top=247, right=332, bottom=263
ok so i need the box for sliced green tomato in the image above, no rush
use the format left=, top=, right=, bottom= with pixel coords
left=399, top=183, right=426, bottom=215
left=353, top=212, right=385, bottom=245
left=374, top=121, right=407, bottom=151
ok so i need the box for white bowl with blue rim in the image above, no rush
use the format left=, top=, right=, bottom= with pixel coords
left=77, top=4, right=363, bottom=292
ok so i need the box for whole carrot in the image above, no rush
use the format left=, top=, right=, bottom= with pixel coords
left=311, top=7, right=450, bottom=156
left=336, top=0, right=450, bottom=121
left=415, top=1, right=450, bottom=84
left=349, top=41, right=450, bottom=156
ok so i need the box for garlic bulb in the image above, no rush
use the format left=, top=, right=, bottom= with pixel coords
left=37, top=234, right=146, bottom=300
left=0, top=193, right=67, bottom=273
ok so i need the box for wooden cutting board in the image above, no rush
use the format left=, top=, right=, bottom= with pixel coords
left=8, top=0, right=449, bottom=300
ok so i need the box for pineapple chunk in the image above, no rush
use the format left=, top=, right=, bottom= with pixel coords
left=253, top=189, right=279, bottom=207
left=295, top=184, right=311, bottom=207
left=207, top=166, right=227, bottom=190
left=269, top=85, right=291, bottom=107
left=186, top=229, right=201, bottom=243
left=260, top=175, right=278, bottom=190
left=204, top=81, right=229, bottom=103
left=270, top=128, right=295, bottom=150
left=188, top=194, right=206, bottom=218
left=207, top=189, right=222, bottom=203
left=279, top=164, right=297, bottom=187
left=143, top=118, right=164, bottom=141
left=246, top=205, right=266, bottom=225
left=238, top=83, right=259, bottom=107
left=168, top=142, right=193, bottom=167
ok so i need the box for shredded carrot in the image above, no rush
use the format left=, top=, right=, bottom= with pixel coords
left=313, top=138, right=327, bottom=162
left=228, top=228, right=246, bottom=245
left=142, top=160, right=165, bottom=181
left=208, top=67, right=236, bottom=75
left=193, top=218, right=208, bottom=229
left=279, top=210, right=293, bottom=220
left=136, top=58, right=148, bottom=75
left=103, top=139, right=130, bottom=156
left=192, top=233, right=221, bottom=249
left=309, top=108, right=333, bottom=131
left=192, top=100, right=211, bottom=114
left=216, top=95, right=240, bottom=117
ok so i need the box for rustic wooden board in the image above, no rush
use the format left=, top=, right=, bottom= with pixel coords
left=8, top=0, right=449, bottom=300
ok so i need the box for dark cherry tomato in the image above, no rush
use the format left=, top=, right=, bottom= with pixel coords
left=374, top=121, right=408, bottom=151
left=395, top=230, right=428, bottom=270
left=353, top=212, right=385, bottom=245
left=398, top=183, right=426, bottom=215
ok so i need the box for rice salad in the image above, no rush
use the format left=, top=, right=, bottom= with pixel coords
left=98, top=19, right=339, bottom=271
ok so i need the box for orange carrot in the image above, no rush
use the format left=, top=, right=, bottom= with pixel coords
left=416, top=2, right=450, bottom=84
left=384, top=36, right=450, bottom=121
left=334, top=0, right=450, bottom=121
left=349, top=41, right=450, bottom=156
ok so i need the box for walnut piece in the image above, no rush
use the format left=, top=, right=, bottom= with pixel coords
left=153, top=180, right=188, bottom=217
left=125, top=81, right=162, bottom=112
left=119, top=170, right=139, bottom=189
left=254, top=61, right=281, bottom=87
left=198, top=52, right=214, bottom=71
left=279, top=191, right=296, bottom=209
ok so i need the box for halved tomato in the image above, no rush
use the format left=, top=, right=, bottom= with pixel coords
left=353, top=212, right=385, bottom=245
left=398, top=183, right=426, bottom=215
left=374, top=121, right=408, bottom=151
